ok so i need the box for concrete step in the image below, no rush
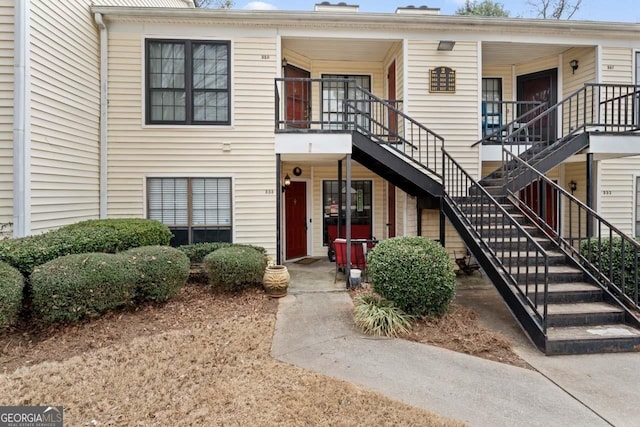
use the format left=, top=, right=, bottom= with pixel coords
left=545, top=302, right=625, bottom=327
left=505, top=265, right=585, bottom=282
left=489, top=236, right=556, bottom=251
left=546, top=324, right=640, bottom=355
left=477, top=225, right=544, bottom=239
left=492, top=250, right=567, bottom=266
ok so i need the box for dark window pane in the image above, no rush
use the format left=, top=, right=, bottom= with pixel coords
left=169, top=227, right=189, bottom=247
left=193, top=227, right=232, bottom=243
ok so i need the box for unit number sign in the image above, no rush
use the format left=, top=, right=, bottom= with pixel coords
left=430, top=67, right=456, bottom=93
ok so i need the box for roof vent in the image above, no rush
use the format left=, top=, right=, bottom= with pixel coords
left=314, top=2, right=360, bottom=13
left=395, top=5, right=440, bottom=15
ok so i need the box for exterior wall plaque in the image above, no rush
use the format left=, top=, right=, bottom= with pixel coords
left=430, top=67, right=456, bottom=93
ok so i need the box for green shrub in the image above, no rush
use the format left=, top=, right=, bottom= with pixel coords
left=367, top=237, right=456, bottom=317
left=0, top=218, right=171, bottom=276
left=178, top=242, right=233, bottom=264
left=581, top=237, right=639, bottom=297
left=0, top=261, right=24, bottom=327
left=125, top=246, right=190, bottom=301
left=30, top=253, right=138, bottom=323
left=204, top=246, right=268, bottom=291
left=353, top=293, right=412, bottom=337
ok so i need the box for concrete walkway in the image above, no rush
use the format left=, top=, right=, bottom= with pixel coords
left=271, top=259, right=640, bottom=426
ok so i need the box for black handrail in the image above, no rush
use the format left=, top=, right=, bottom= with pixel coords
left=344, top=88, right=444, bottom=179
left=443, top=148, right=549, bottom=332
left=472, top=101, right=546, bottom=147
left=502, top=148, right=640, bottom=310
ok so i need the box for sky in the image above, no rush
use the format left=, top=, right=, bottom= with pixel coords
left=237, top=0, right=640, bottom=23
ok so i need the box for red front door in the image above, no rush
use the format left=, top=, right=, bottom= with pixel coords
left=520, top=180, right=558, bottom=232
left=284, top=65, right=310, bottom=129
left=517, top=69, right=557, bottom=142
left=285, top=181, right=307, bottom=259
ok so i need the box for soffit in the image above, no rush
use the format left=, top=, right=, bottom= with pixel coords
left=483, top=42, right=575, bottom=66
left=283, top=38, right=397, bottom=62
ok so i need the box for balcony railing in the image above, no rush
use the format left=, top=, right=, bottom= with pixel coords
left=480, top=100, right=546, bottom=144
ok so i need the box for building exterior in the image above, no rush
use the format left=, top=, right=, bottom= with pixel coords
left=2, top=1, right=640, bottom=352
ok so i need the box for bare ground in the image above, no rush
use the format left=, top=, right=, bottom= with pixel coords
left=0, top=284, right=463, bottom=426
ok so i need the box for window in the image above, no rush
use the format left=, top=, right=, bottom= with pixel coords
left=321, top=75, right=371, bottom=130
left=146, top=39, right=230, bottom=125
left=482, top=78, right=502, bottom=137
left=148, top=177, right=232, bottom=246
left=322, top=180, right=372, bottom=245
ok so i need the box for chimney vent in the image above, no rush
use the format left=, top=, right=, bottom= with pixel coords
left=395, top=5, right=440, bottom=15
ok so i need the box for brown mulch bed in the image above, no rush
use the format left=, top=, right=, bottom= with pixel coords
left=351, top=287, right=531, bottom=370
left=0, top=284, right=463, bottom=427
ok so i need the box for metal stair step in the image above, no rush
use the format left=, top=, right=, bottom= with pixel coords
left=545, top=302, right=625, bottom=327
left=546, top=324, right=640, bottom=355
left=492, top=250, right=566, bottom=266
left=528, top=282, right=604, bottom=303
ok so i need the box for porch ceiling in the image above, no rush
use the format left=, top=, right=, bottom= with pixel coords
left=483, top=42, right=577, bottom=67
left=282, top=38, right=398, bottom=62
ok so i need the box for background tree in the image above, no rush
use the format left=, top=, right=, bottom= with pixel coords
left=193, top=0, right=234, bottom=8
left=527, top=0, right=582, bottom=19
left=455, top=0, right=510, bottom=17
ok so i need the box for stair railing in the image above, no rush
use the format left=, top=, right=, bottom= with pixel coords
left=443, top=149, right=550, bottom=332
left=499, top=83, right=640, bottom=180
left=503, top=148, right=640, bottom=310
left=472, top=100, right=546, bottom=146
left=344, top=88, right=444, bottom=179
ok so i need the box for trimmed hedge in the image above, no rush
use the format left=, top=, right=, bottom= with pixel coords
left=30, top=253, right=138, bottom=323
left=0, top=261, right=24, bottom=327
left=125, top=246, right=190, bottom=302
left=204, top=246, right=268, bottom=291
left=178, top=242, right=233, bottom=264
left=581, top=237, right=639, bottom=296
left=0, top=218, right=172, bottom=276
left=367, top=237, right=456, bottom=317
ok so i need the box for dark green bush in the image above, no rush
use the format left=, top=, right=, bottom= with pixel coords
left=204, top=246, right=268, bottom=291
left=125, top=246, right=190, bottom=301
left=178, top=242, right=232, bottom=263
left=581, top=237, right=639, bottom=297
left=0, top=218, right=171, bottom=276
left=367, top=237, right=456, bottom=317
left=30, top=253, right=138, bottom=323
left=0, top=261, right=24, bottom=327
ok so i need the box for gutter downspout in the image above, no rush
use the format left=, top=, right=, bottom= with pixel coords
left=95, top=13, right=108, bottom=219
left=13, top=0, right=31, bottom=237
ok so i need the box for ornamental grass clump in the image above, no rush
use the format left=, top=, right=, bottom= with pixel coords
left=367, top=236, right=456, bottom=317
left=353, top=293, right=412, bottom=337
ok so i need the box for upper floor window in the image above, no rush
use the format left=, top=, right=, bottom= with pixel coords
left=146, top=39, right=230, bottom=125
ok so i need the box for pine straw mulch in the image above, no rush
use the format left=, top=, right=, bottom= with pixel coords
left=0, top=284, right=463, bottom=427
left=350, top=287, right=532, bottom=370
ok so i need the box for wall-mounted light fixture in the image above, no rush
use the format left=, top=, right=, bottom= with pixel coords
left=282, top=57, right=288, bottom=68
left=282, top=174, right=291, bottom=192
left=569, top=59, right=579, bottom=75
left=437, top=40, right=456, bottom=51
left=569, top=180, right=577, bottom=194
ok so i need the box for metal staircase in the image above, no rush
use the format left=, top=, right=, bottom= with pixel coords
left=275, top=79, right=640, bottom=354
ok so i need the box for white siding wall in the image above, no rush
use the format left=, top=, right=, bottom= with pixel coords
left=601, top=47, right=633, bottom=84
left=407, top=40, right=480, bottom=176
left=29, top=0, right=100, bottom=232
left=107, top=26, right=278, bottom=254
left=0, top=0, right=12, bottom=236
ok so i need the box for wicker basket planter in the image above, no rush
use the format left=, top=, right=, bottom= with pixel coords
left=263, top=265, right=290, bottom=298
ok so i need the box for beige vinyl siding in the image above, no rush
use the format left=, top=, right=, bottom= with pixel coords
left=92, top=0, right=193, bottom=7
left=308, top=164, right=384, bottom=257
left=561, top=47, right=596, bottom=134
left=563, top=162, right=588, bottom=244
left=598, top=156, right=640, bottom=236
left=407, top=40, right=480, bottom=177
left=601, top=47, right=633, bottom=84
left=0, top=0, right=12, bottom=235
left=29, top=0, right=100, bottom=233
left=107, top=30, right=278, bottom=254
left=483, top=65, right=512, bottom=100
left=515, top=54, right=558, bottom=78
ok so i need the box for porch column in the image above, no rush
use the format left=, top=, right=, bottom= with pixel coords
left=439, top=203, right=446, bottom=246
left=337, top=160, right=342, bottom=238
left=586, top=153, right=594, bottom=238
left=416, top=202, right=422, bottom=237
left=276, top=154, right=282, bottom=265
left=345, top=154, right=352, bottom=287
